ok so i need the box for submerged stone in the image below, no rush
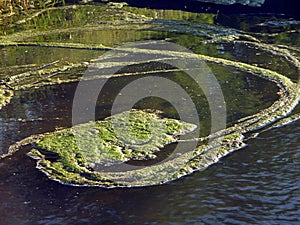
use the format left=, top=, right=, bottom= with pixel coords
left=27, top=109, right=197, bottom=186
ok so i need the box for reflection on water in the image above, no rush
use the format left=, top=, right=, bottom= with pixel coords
left=0, top=60, right=277, bottom=154
left=27, top=30, right=170, bottom=46
left=0, top=4, right=299, bottom=224
left=0, top=47, right=103, bottom=78
left=216, top=14, right=300, bottom=46
left=194, top=42, right=299, bottom=82
left=0, top=118, right=299, bottom=224
left=0, top=84, right=75, bottom=154
left=0, top=58, right=285, bottom=224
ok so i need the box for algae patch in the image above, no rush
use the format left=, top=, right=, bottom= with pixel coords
left=27, top=109, right=197, bottom=186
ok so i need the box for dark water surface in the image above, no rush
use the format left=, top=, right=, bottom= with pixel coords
left=0, top=61, right=298, bottom=225
left=0, top=114, right=299, bottom=224
left=0, top=6, right=299, bottom=225
left=0, top=63, right=278, bottom=154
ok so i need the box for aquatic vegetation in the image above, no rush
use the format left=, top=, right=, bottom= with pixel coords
left=26, top=109, right=197, bottom=186
left=0, top=4, right=299, bottom=187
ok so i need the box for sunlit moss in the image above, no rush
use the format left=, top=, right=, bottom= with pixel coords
left=26, top=109, right=197, bottom=186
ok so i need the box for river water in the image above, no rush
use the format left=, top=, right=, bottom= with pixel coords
left=0, top=4, right=299, bottom=225
left=0, top=91, right=299, bottom=224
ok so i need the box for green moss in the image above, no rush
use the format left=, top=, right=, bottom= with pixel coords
left=27, top=109, right=197, bottom=186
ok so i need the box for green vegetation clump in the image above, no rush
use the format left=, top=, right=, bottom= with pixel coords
left=27, top=109, right=197, bottom=186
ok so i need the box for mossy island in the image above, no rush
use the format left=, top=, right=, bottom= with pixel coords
left=26, top=109, right=197, bottom=187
